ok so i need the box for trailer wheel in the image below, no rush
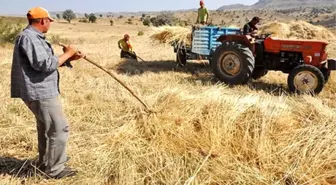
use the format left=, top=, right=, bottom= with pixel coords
left=211, top=42, right=255, bottom=85
left=287, top=65, right=325, bottom=95
left=176, top=49, right=187, bottom=67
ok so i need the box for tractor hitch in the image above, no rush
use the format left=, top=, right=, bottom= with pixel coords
left=327, top=59, right=336, bottom=70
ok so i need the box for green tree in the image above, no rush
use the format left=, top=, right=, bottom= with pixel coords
left=143, top=18, right=151, bottom=26
left=84, top=13, right=89, bottom=19
left=62, top=9, right=76, bottom=23
left=89, top=13, right=97, bottom=23
left=56, top=14, right=61, bottom=19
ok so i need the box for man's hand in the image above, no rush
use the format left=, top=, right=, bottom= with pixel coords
left=59, top=43, right=77, bottom=57
left=69, top=51, right=86, bottom=61
left=58, top=43, right=83, bottom=67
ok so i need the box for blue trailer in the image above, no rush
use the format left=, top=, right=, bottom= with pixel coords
left=173, top=26, right=241, bottom=66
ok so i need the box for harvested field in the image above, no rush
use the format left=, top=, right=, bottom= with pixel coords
left=0, top=17, right=336, bottom=185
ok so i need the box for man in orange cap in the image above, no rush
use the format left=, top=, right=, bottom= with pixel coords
left=196, top=0, right=209, bottom=25
left=118, top=34, right=138, bottom=60
left=11, top=7, right=83, bottom=179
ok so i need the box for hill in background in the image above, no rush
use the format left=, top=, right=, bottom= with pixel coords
left=218, top=0, right=335, bottom=10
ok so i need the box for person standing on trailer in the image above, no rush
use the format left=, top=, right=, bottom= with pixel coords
left=196, top=0, right=209, bottom=25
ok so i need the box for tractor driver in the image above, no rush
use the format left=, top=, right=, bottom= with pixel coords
left=243, top=17, right=260, bottom=38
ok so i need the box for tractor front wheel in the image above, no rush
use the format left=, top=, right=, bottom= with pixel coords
left=211, top=42, right=255, bottom=85
left=287, top=65, right=325, bottom=95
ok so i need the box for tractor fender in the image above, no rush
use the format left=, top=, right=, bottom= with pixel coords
left=217, top=34, right=253, bottom=49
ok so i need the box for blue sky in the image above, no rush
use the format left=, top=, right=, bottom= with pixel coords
left=0, top=0, right=258, bottom=15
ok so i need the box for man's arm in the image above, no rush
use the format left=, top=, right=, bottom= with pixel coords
left=118, top=39, right=122, bottom=49
left=243, top=24, right=250, bottom=35
left=20, top=36, right=76, bottom=72
left=205, top=8, right=209, bottom=23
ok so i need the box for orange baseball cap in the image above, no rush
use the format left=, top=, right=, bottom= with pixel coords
left=27, top=7, right=54, bottom=22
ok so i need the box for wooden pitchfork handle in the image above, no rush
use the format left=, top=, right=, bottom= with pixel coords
left=59, top=43, right=152, bottom=113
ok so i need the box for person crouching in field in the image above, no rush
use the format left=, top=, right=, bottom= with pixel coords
left=10, top=7, right=84, bottom=179
left=118, top=34, right=137, bottom=61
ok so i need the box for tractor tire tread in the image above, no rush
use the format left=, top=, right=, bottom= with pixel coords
left=287, top=65, right=325, bottom=95
left=211, top=41, right=255, bottom=85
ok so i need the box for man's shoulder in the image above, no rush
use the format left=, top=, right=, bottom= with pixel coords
left=14, top=30, right=30, bottom=45
left=18, top=28, right=37, bottom=42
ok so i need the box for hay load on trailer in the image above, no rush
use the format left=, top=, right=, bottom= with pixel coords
left=150, top=25, right=241, bottom=66
left=258, top=20, right=336, bottom=40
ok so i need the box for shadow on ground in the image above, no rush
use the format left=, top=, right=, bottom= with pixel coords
left=248, top=80, right=290, bottom=95
left=187, top=74, right=290, bottom=96
left=113, top=59, right=290, bottom=96
left=0, top=156, right=41, bottom=178
left=113, top=59, right=211, bottom=75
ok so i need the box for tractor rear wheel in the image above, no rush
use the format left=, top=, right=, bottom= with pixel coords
left=211, top=42, right=255, bottom=85
left=287, top=65, right=325, bottom=95
left=252, top=68, right=268, bottom=80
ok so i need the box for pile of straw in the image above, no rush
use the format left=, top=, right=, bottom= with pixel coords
left=259, top=20, right=335, bottom=40
left=149, top=26, right=192, bottom=46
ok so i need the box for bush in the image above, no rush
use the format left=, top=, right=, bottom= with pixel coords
left=48, top=34, right=71, bottom=45
left=79, top=18, right=89, bottom=23
left=143, top=19, right=151, bottom=26
left=89, top=13, right=97, bottom=23
left=62, top=9, right=76, bottom=23
left=0, top=19, right=24, bottom=44
left=138, top=31, right=144, bottom=36
left=126, top=19, right=133, bottom=24
left=110, top=20, right=114, bottom=26
left=147, top=14, right=178, bottom=27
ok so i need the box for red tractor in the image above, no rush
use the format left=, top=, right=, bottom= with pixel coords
left=211, top=33, right=336, bottom=94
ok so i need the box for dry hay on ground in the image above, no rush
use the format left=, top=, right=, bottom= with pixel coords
left=149, top=26, right=192, bottom=46
left=259, top=20, right=336, bottom=40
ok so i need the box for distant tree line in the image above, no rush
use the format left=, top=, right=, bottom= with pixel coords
left=55, top=9, right=99, bottom=23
